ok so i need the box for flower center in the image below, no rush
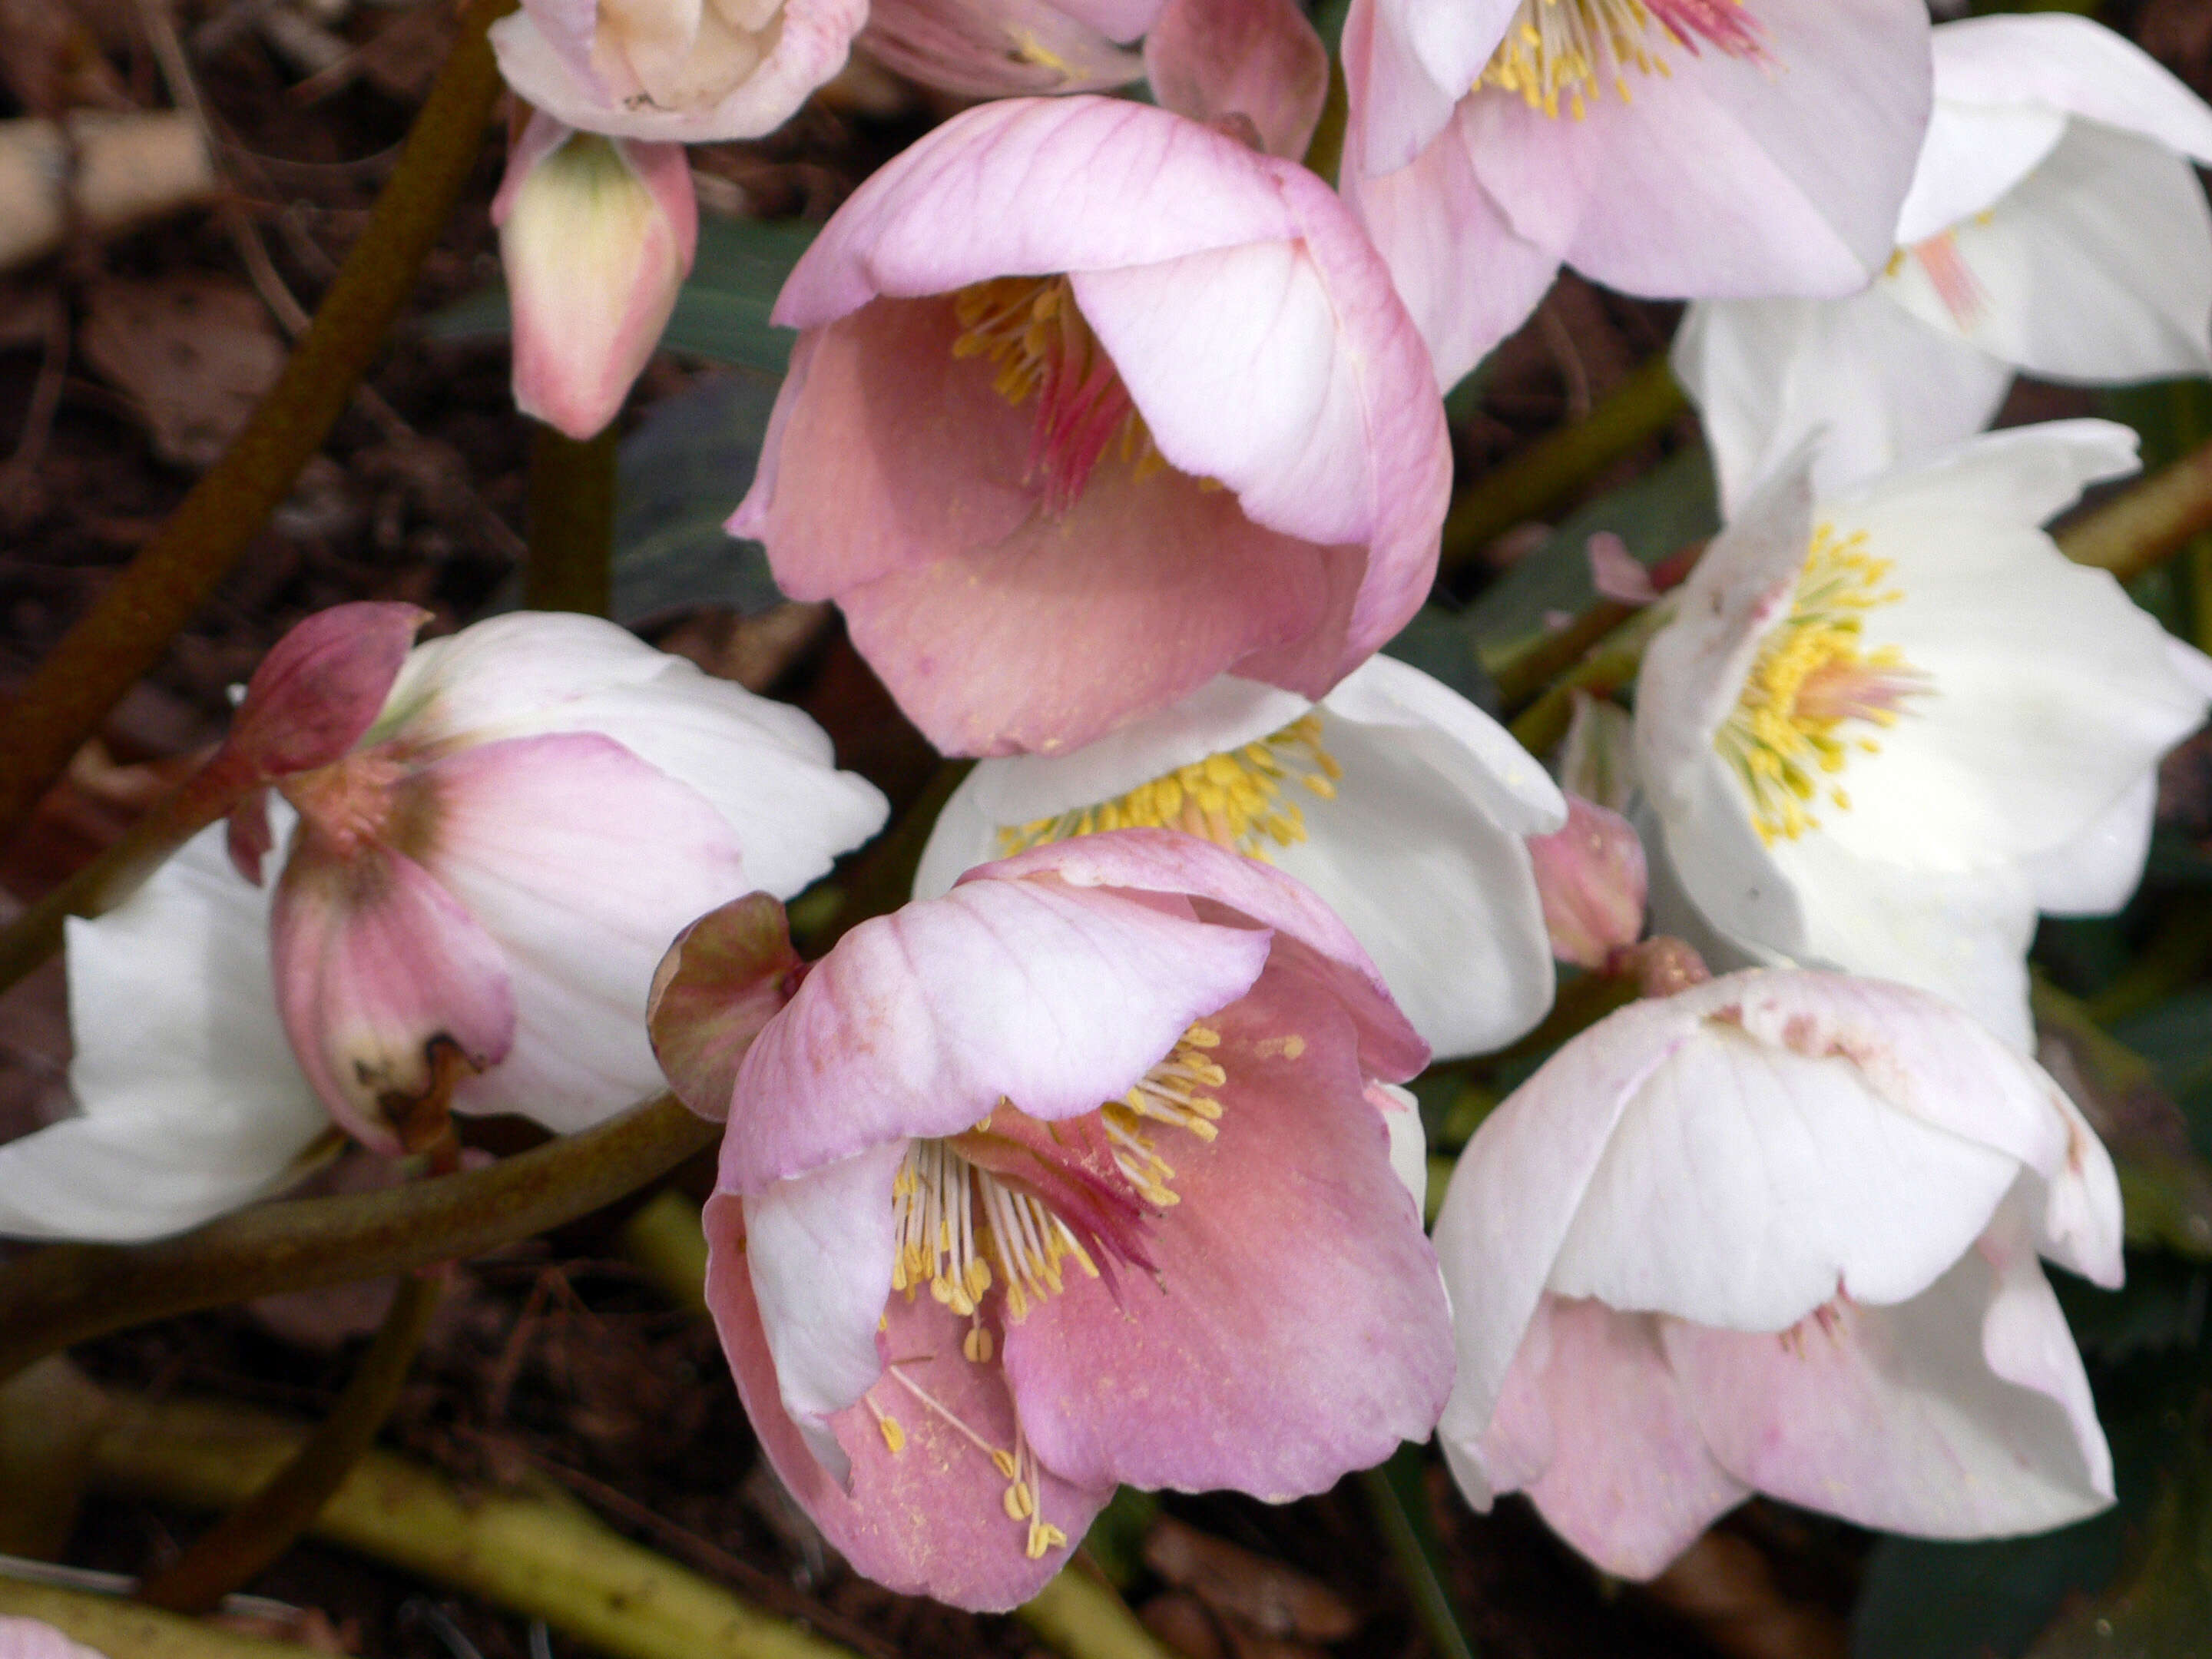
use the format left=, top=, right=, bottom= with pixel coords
left=1887, top=230, right=1987, bottom=329
left=1480, top=0, right=1767, bottom=120
left=1714, top=525, right=1930, bottom=846
left=952, top=275, right=1164, bottom=512
left=599, top=0, right=784, bottom=112
left=995, top=715, right=1343, bottom=862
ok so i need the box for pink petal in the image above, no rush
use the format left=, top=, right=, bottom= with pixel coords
left=1003, top=952, right=1453, bottom=1496
left=1528, top=794, right=1647, bottom=969
left=224, top=603, right=429, bottom=782
left=706, top=1195, right=1114, bottom=1611
left=0, top=1620, right=111, bottom=1659
left=407, top=732, right=751, bottom=1132
left=1458, top=1296, right=1749, bottom=1578
left=726, top=870, right=1273, bottom=1190
left=769, top=98, right=1300, bottom=331
left=271, top=834, right=516, bottom=1156
left=859, top=0, right=1146, bottom=96
left=1345, top=0, right=1520, bottom=177
left=1143, top=0, right=1328, bottom=161
left=1665, top=1201, right=2114, bottom=1539
left=980, top=827, right=1430, bottom=1082
left=647, top=892, right=805, bottom=1122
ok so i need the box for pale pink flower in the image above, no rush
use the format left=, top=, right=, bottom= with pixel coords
left=0, top=606, right=886, bottom=1242
left=1435, top=969, right=2123, bottom=1578
left=490, top=0, right=866, bottom=143
left=694, top=829, right=1451, bottom=1608
left=0, top=1622, right=107, bottom=1659
left=728, top=94, right=1451, bottom=758
left=1341, top=0, right=1933, bottom=386
left=495, top=113, right=697, bottom=440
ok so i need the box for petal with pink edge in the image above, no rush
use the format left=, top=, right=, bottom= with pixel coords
left=1002, top=954, right=1452, bottom=1496
left=227, top=603, right=427, bottom=780
left=727, top=870, right=1272, bottom=1190
left=859, top=0, right=1146, bottom=98
left=1143, top=0, right=1328, bottom=161
left=705, top=1196, right=1114, bottom=1612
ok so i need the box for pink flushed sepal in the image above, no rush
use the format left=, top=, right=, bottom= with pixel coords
left=858, top=0, right=1153, bottom=97
left=1527, top=793, right=1648, bottom=970
left=729, top=96, right=1449, bottom=759
left=1144, top=0, right=1329, bottom=161
left=648, top=892, right=807, bottom=1123
left=705, top=829, right=1451, bottom=1608
left=495, top=113, right=698, bottom=441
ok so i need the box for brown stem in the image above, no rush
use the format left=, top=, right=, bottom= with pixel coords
left=2058, top=432, right=2212, bottom=584
left=0, top=0, right=515, bottom=848
left=0, top=1093, right=714, bottom=1387
left=523, top=422, right=620, bottom=616
left=136, top=1271, right=443, bottom=1613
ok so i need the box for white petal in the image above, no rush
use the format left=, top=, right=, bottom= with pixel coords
left=1930, top=14, right=2212, bottom=164
left=1674, top=291, right=2014, bottom=514
left=1373, top=1079, right=1429, bottom=1212
left=1320, top=655, right=1565, bottom=836
left=375, top=611, right=674, bottom=747
left=2022, top=772, right=2154, bottom=918
left=1826, top=416, right=2139, bottom=528
left=0, top=822, right=329, bottom=1241
left=1895, top=99, right=2067, bottom=245
left=745, top=1142, right=904, bottom=1485
left=1886, top=127, right=2212, bottom=383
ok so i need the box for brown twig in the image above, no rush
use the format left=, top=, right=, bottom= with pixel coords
left=524, top=424, right=619, bottom=616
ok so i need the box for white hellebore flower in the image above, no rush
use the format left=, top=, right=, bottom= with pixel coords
left=1675, top=13, right=2212, bottom=511
left=914, top=656, right=1565, bottom=1061
left=1634, top=421, right=2212, bottom=1053
left=0, top=608, right=887, bottom=1243
left=1435, top=969, right=2124, bottom=1578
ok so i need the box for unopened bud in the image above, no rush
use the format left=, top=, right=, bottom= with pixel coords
left=1528, top=793, right=1647, bottom=969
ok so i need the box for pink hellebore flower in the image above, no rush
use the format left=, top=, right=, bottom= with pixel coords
left=490, top=0, right=866, bottom=143
left=0, top=607, right=886, bottom=1242
left=697, top=829, right=1452, bottom=1609
left=1341, top=0, right=1933, bottom=386
left=0, top=1624, right=107, bottom=1659
left=729, top=95, right=1452, bottom=758
left=1435, top=969, right=2124, bottom=1578
left=495, top=113, right=699, bottom=440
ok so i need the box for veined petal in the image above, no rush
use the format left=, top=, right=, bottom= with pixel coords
left=1003, top=957, right=1452, bottom=1496
left=1144, top=0, right=1327, bottom=161
left=859, top=0, right=1147, bottom=98
left=1348, top=0, right=1521, bottom=177
left=373, top=612, right=679, bottom=749
left=0, top=823, right=328, bottom=1241
left=727, top=870, right=1273, bottom=1190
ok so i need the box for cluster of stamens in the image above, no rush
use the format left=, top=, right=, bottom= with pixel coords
left=1714, top=525, right=1931, bottom=845
left=1481, top=0, right=1767, bottom=119
left=952, top=275, right=1162, bottom=511
left=1888, top=230, right=1988, bottom=328
left=872, top=1025, right=1229, bottom=1557
left=997, top=716, right=1343, bottom=862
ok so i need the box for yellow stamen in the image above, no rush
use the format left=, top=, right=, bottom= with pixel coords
left=1481, top=0, right=1764, bottom=120
left=997, top=714, right=1343, bottom=863
left=1713, top=525, right=1931, bottom=846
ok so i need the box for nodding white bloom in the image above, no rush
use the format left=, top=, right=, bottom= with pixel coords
left=1437, top=969, right=2124, bottom=1578
left=489, top=0, right=865, bottom=144
left=912, top=657, right=1565, bottom=1060
left=1677, top=13, right=2212, bottom=511
left=495, top=114, right=697, bottom=441
left=1634, top=422, right=2212, bottom=1052
left=0, top=607, right=886, bottom=1243
left=697, top=830, right=1451, bottom=1610
left=1339, top=0, right=1933, bottom=387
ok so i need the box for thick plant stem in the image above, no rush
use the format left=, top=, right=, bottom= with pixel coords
left=524, top=422, right=619, bottom=616
left=0, top=0, right=515, bottom=849
left=2059, top=432, right=2212, bottom=584
left=137, top=1272, right=445, bottom=1613
left=1439, top=356, right=1687, bottom=574
left=90, top=1393, right=858, bottom=1659
left=0, top=1578, right=330, bottom=1659
left=1359, top=1453, right=1478, bottom=1659
left=0, top=1094, right=714, bottom=1387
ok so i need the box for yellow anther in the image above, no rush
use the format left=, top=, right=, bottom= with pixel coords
left=1005, top=1480, right=1036, bottom=1521
left=964, top=1322, right=995, bottom=1364
left=1480, top=0, right=1766, bottom=118
left=991, top=1448, right=1019, bottom=1480
left=878, top=1415, right=906, bottom=1454
left=1025, top=1519, right=1068, bottom=1559
left=1714, top=525, right=1931, bottom=845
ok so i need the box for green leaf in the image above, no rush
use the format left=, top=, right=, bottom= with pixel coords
left=612, top=372, right=783, bottom=624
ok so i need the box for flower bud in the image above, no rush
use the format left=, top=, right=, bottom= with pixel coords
left=1527, top=793, right=1647, bottom=970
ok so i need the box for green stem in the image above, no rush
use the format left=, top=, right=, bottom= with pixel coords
left=0, top=0, right=515, bottom=848
left=0, top=1094, right=714, bottom=1387
left=0, top=1578, right=331, bottom=1659
left=1505, top=606, right=1668, bottom=758
left=1439, top=356, right=1686, bottom=575
left=91, top=1392, right=858, bottom=1659
left=524, top=422, right=620, bottom=616
left=136, top=1272, right=444, bottom=1613
left=1359, top=1452, right=1479, bottom=1659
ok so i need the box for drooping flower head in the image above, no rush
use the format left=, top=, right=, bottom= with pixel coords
left=1435, top=969, right=2124, bottom=1577
left=915, top=657, right=1566, bottom=1058
left=1677, top=12, right=2212, bottom=509
left=1341, top=0, right=1933, bottom=386
left=490, top=0, right=866, bottom=143
left=1634, top=422, right=2212, bottom=1051
left=0, top=606, right=886, bottom=1242
left=689, top=830, right=1452, bottom=1608
left=729, top=95, right=1452, bottom=758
